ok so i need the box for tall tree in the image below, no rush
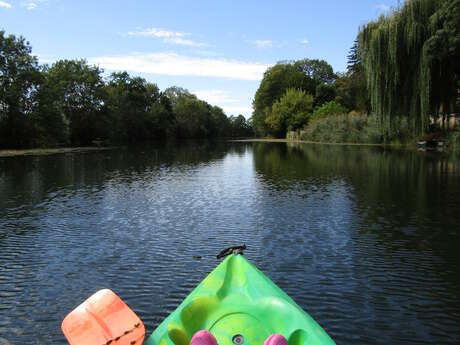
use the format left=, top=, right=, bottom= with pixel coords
left=294, top=59, right=336, bottom=84
left=45, top=59, right=107, bottom=145
left=0, top=31, right=41, bottom=148
left=359, top=0, right=460, bottom=135
left=265, top=88, right=314, bottom=137
left=252, top=62, right=316, bottom=136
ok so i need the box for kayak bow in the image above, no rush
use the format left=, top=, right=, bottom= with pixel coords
left=146, top=253, right=335, bottom=345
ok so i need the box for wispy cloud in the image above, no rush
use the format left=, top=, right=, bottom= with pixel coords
left=221, top=105, right=253, bottom=116
left=88, top=52, right=270, bottom=81
left=300, top=38, right=309, bottom=45
left=376, top=3, right=390, bottom=12
left=126, top=27, right=207, bottom=47
left=253, top=40, right=273, bottom=49
left=0, top=1, right=12, bottom=9
left=36, top=53, right=56, bottom=64
left=192, top=90, right=238, bottom=104
left=127, top=28, right=186, bottom=38
left=21, top=0, right=48, bottom=10
left=248, top=39, right=288, bottom=49
left=192, top=90, right=251, bottom=115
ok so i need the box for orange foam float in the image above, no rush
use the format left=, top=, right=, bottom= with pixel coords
left=62, top=289, right=145, bottom=345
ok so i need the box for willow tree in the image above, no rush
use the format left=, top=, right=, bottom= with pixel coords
left=359, top=0, right=460, bottom=137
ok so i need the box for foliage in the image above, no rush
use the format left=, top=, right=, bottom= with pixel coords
left=0, top=30, right=252, bottom=149
left=252, top=59, right=334, bottom=136
left=44, top=59, right=107, bottom=145
left=293, top=58, right=336, bottom=84
left=359, top=0, right=460, bottom=136
left=229, top=115, right=253, bottom=137
left=312, top=101, right=348, bottom=120
left=0, top=31, right=41, bottom=148
left=104, top=71, right=172, bottom=142
left=265, top=88, right=314, bottom=137
left=333, top=39, right=370, bottom=113
left=301, top=114, right=383, bottom=144
left=314, top=83, right=336, bottom=107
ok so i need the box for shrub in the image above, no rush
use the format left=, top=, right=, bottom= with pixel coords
left=301, top=113, right=383, bottom=144
left=312, top=101, right=348, bottom=120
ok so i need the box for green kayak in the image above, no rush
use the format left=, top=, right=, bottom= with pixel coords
left=146, top=250, right=336, bottom=345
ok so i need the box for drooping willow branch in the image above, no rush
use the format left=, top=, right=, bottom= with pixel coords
left=358, top=0, right=459, bottom=138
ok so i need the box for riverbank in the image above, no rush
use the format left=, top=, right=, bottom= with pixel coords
left=0, top=147, right=114, bottom=158
left=231, top=138, right=388, bottom=147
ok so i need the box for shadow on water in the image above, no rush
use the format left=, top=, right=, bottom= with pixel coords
left=252, top=142, right=460, bottom=344
left=0, top=141, right=459, bottom=344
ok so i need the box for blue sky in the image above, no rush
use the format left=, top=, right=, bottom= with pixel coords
left=0, top=0, right=398, bottom=117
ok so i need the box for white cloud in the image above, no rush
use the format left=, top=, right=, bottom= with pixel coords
left=36, top=53, right=56, bottom=64
left=126, top=27, right=206, bottom=47
left=254, top=40, right=273, bottom=49
left=192, top=90, right=238, bottom=104
left=191, top=90, right=253, bottom=116
left=127, top=27, right=187, bottom=38
left=21, top=0, right=47, bottom=10
left=300, top=38, right=309, bottom=45
left=166, top=37, right=206, bottom=47
left=88, top=52, right=270, bottom=81
left=0, top=1, right=12, bottom=8
left=248, top=39, right=287, bottom=49
left=376, top=3, right=390, bottom=12
left=221, top=105, right=253, bottom=116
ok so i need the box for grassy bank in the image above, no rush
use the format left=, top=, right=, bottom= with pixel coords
left=300, top=113, right=416, bottom=145
left=0, top=147, right=114, bottom=158
left=239, top=113, right=460, bottom=152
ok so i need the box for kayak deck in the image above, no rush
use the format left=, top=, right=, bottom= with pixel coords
left=146, top=254, right=335, bottom=345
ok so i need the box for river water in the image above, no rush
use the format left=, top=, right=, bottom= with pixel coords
left=0, top=142, right=459, bottom=344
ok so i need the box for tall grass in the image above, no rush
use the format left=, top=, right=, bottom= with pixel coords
left=300, top=113, right=415, bottom=144
left=301, top=113, right=382, bottom=144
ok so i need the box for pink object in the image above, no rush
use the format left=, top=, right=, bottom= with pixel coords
left=264, top=334, right=289, bottom=345
left=190, top=330, right=219, bottom=345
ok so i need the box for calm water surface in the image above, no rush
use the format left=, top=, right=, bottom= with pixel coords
left=0, top=142, right=459, bottom=344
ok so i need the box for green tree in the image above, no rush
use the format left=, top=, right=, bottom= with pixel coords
left=253, top=59, right=335, bottom=137
left=105, top=71, right=170, bottom=141
left=209, top=105, right=231, bottom=137
left=359, top=0, right=460, bottom=135
left=312, top=100, right=348, bottom=120
left=45, top=59, right=107, bottom=145
left=0, top=31, right=41, bottom=148
left=265, top=88, right=314, bottom=137
left=315, top=83, right=336, bottom=107
left=253, top=62, right=316, bottom=136
left=294, top=58, right=336, bottom=84
left=174, top=93, right=211, bottom=138
left=34, top=69, right=69, bottom=146
left=229, top=114, right=252, bottom=137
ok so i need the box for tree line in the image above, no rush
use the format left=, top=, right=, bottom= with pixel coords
left=252, top=55, right=369, bottom=138
left=0, top=31, right=253, bottom=149
left=252, top=0, right=459, bottom=139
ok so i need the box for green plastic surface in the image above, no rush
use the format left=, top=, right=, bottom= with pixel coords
left=146, top=254, right=336, bottom=345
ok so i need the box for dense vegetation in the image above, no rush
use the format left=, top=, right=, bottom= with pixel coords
left=359, top=0, right=460, bottom=136
left=0, top=31, right=252, bottom=149
left=253, top=0, right=459, bottom=143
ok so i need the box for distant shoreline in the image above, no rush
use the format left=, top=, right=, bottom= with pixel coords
left=0, top=147, right=114, bottom=158
left=230, top=138, right=391, bottom=147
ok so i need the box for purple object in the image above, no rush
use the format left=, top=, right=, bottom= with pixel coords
left=264, top=334, right=289, bottom=345
left=190, top=330, right=219, bottom=345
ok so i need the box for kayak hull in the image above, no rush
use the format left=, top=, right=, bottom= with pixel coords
left=146, top=254, right=335, bottom=345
